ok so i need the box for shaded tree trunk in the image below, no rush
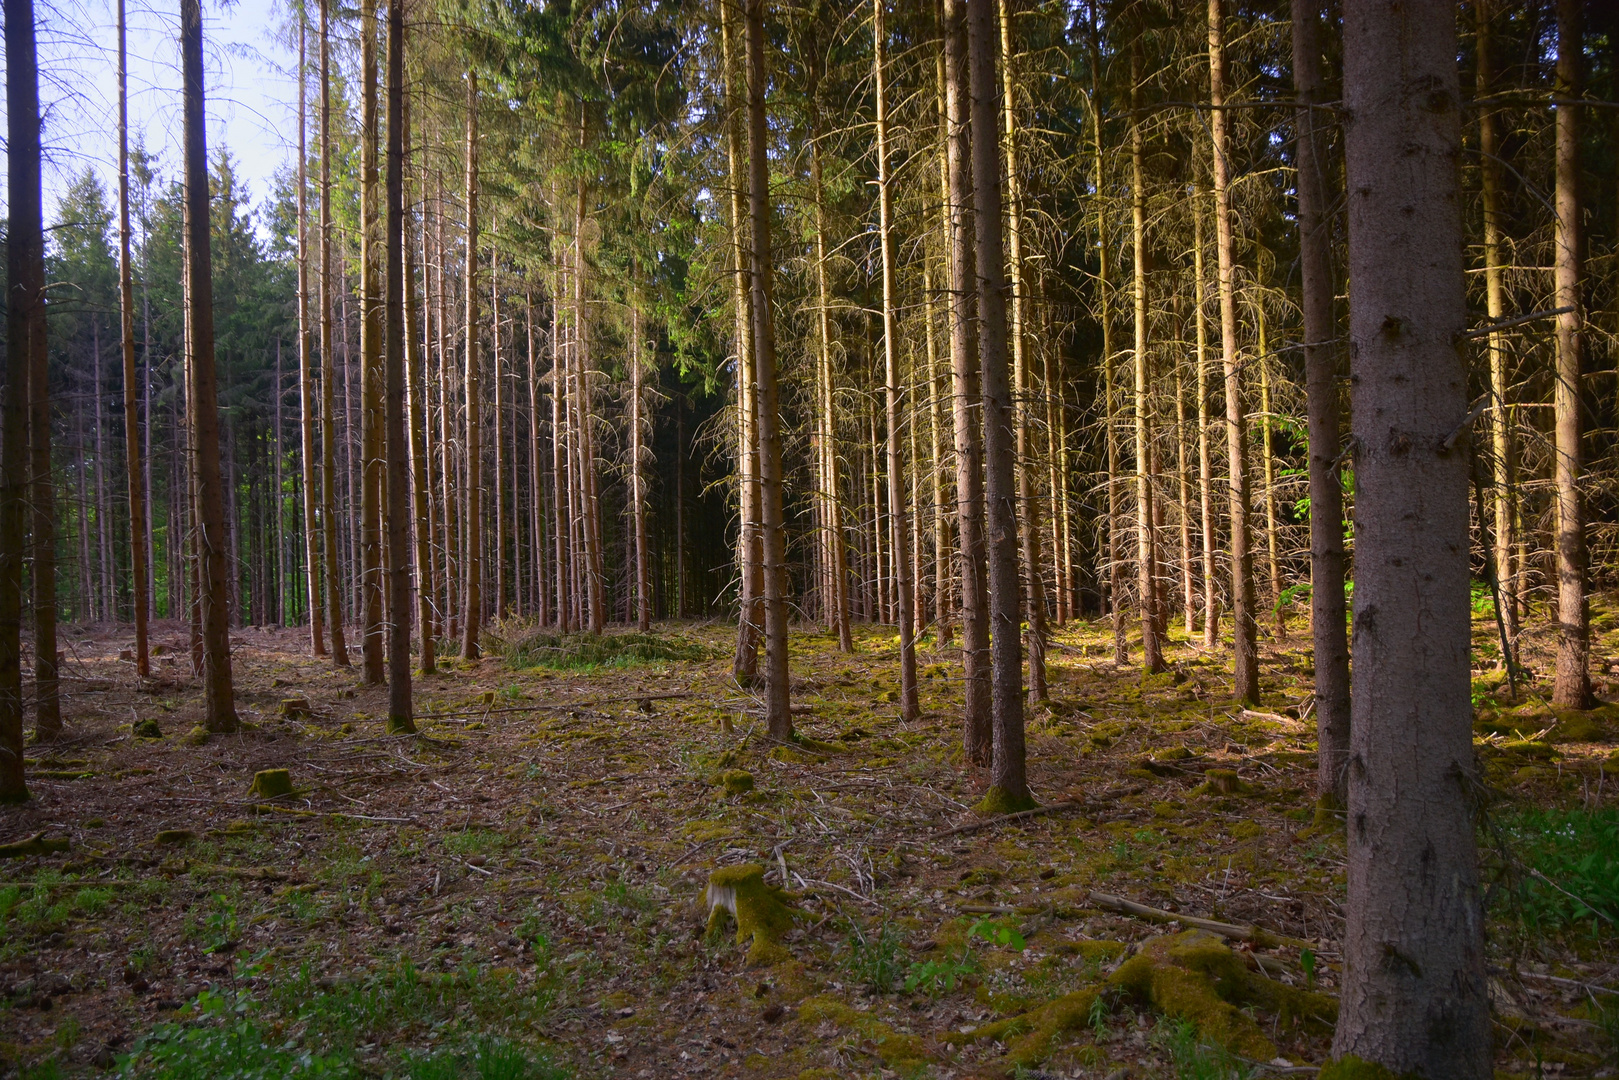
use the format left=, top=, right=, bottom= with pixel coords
left=1332, top=0, right=1488, bottom=1071
left=1294, top=0, right=1349, bottom=809
left=2, top=0, right=42, bottom=799
left=296, top=5, right=326, bottom=658
left=359, top=0, right=386, bottom=684
left=967, top=0, right=1028, bottom=812
left=383, top=0, right=414, bottom=733
left=320, top=0, right=349, bottom=668
left=1130, top=44, right=1164, bottom=675
left=182, top=0, right=237, bottom=733
left=874, top=0, right=920, bottom=723
left=461, top=71, right=483, bottom=660
left=1193, top=175, right=1218, bottom=649
left=745, top=0, right=792, bottom=741
left=118, top=0, right=151, bottom=677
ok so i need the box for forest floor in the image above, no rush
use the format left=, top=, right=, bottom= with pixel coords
left=0, top=602, right=1615, bottom=1080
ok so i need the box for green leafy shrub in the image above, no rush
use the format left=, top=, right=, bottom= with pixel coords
left=1490, top=806, right=1619, bottom=931
left=841, top=922, right=906, bottom=993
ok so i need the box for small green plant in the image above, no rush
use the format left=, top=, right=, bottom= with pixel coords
left=903, top=951, right=976, bottom=996
left=1489, top=806, right=1619, bottom=931
left=842, top=922, right=906, bottom=993
left=1154, top=1017, right=1250, bottom=1080
left=74, top=887, right=113, bottom=915
left=968, top=917, right=1026, bottom=952
left=1088, top=993, right=1110, bottom=1038
left=444, top=829, right=509, bottom=857
left=1299, top=947, right=1317, bottom=990
left=203, top=894, right=238, bottom=954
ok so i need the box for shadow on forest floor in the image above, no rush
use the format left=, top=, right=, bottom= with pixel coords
left=0, top=599, right=1614, bottom=1078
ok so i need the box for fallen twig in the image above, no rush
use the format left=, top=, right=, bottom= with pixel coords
left=1088, top=891, right=1315, bottom=950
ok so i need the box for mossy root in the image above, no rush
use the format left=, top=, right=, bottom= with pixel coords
left=704, top=863, right=796, bottom=965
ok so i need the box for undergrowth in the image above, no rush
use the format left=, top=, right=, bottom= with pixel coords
left=1488, top=805, right=1619, bottom=931
left=492, top=627, right=711, bottom=671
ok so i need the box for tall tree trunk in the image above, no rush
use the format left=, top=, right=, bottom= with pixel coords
left=526, top=289, right=548, bottom=626
left=295, top=1, right=327, bottom=655
left=1293, top=0, right=1349, bottom=810
left=383, top=0, right=414, bottom=732
left=745, top=0, right=792, bottom=741
left=358, top=0, right=385, bottom=683
left=1193, top=176, right=1218, bottom=649
left=808, top=66, right=852, bottom=653
left=1175, top=363, right=1194, bottom=636
left=572, top=143, right=605, bottom=635
left=722, top=0, right=761, bottom=680
left=1001, top=0, right=1046, bottom=701
left=967, top=0, right=1028, bottom=812
left=926, top=260, right=953, bottom=648
left=319, top=0, right=348, bottom=667
left=1130, top=44, right=1164, bottom=675
left=492, top=247, right=507, bottom=621
left=631, top=296, right=651, bottom=632
left=1551, top=0, right=1591, bottom=710
left=1208, top=0, right=1258, bottom=703
left=403, top=87, right=435, bottom=675
left=1475, top=0, right=1517, bottom=657
left=2, top=0, right=42, bottom=798
left=1087, top=11, right=1126, bottom=666
left=944, top=0, right=991, bottom=765
left=461, top=71, right=483, bottom=660
left=874, top=0, right=920, bottom=723
left=1255, top=304, right=1283, bottom=639
left=181, top=0, right=237, bottom=733
left=118, top=0, right=151, bottom=675
left=1333, top=0, right=1488, bottom=1071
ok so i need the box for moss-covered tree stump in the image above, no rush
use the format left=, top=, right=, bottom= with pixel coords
left=704, top=863, right=796, bottom=965
left=248, top=769, right=294, bottom=799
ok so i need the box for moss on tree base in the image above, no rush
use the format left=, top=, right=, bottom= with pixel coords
left=974, top=785, right=1038, bottom=816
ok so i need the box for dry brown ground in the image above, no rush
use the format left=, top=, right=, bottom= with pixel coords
left=0, top=608, right=1613, bottom=1079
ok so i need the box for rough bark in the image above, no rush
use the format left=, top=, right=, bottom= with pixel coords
left=2, top=0, right=41, bottom=799
left=1333, top=0, right=1489, bottom=1072
left=182, top=0, right=237, bottom=733
left=403, top=87, right=435, bottom=675
left=1293, top=0, right=1349, bottom=809
left=967, top=0, right=1029, bottom=812
left=743, top=0, right=792, bottom=740
left=383, top=0, right=414, bottom=733
left=1193, top=175, right=1218, bottom=649
left=631, top=298, right=651, bottom=633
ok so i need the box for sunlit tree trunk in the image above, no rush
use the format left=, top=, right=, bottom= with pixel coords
left=944, top=0, right=992, bottom=765
left=1130, top=45, right=1164, bottom=675
left=1001, top=0, right=1046, bottom=701
left=182, top=0, right=237, bottom=733
left=1254, top=303, right=1283, bottom=640
left=402, top=87, right=434, bottom=676
left=1193, top=176, right=1218, bottom=649
left=492, top=247, right=508, bottom=622
left=1175, top=363, right=1194, bottom=636
left=1475, top=0, right=1517, bottom=652
left=320, top=0, right=348, bottom=667
left=527, top=288, right=548, bottom=627
left=1209, top=0, right=1258, bottom=703
left=1551, top=0, right=1592, bottom=710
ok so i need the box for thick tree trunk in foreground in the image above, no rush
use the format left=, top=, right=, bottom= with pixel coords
left=1333, top=0, right=1488, bottom=1073
left=2, top=0, right=42, bottom=800
left=118, top=0, right=151, bottom=678
left=1551, top=0, right=1592, bottom=710
left=1292, top=0, right=1349, bottom=809
left=320, top=0, right=349, bottom=668
left=1208, top=0, right=1258, bottom=704
left=744, top=0, right=791, bottom=740
left=461, top=71, right=483, bottom=660
left=944, top=0, right=992, bottom=766
left=295, top=7, right=326, bottom=659
left=182, top=0, right=238, bottom=733
left=874, top=0, right=920, bottom=724
left=383, top=0, right=415, bottom=733
left=967, top=0, right=1029, bottom=813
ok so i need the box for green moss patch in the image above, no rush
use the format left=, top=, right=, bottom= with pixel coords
left=705, top=863, right=797, bottom=965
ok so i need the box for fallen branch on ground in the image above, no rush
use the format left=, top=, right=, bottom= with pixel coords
left=1088, top=891, right=1316, bottom=950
